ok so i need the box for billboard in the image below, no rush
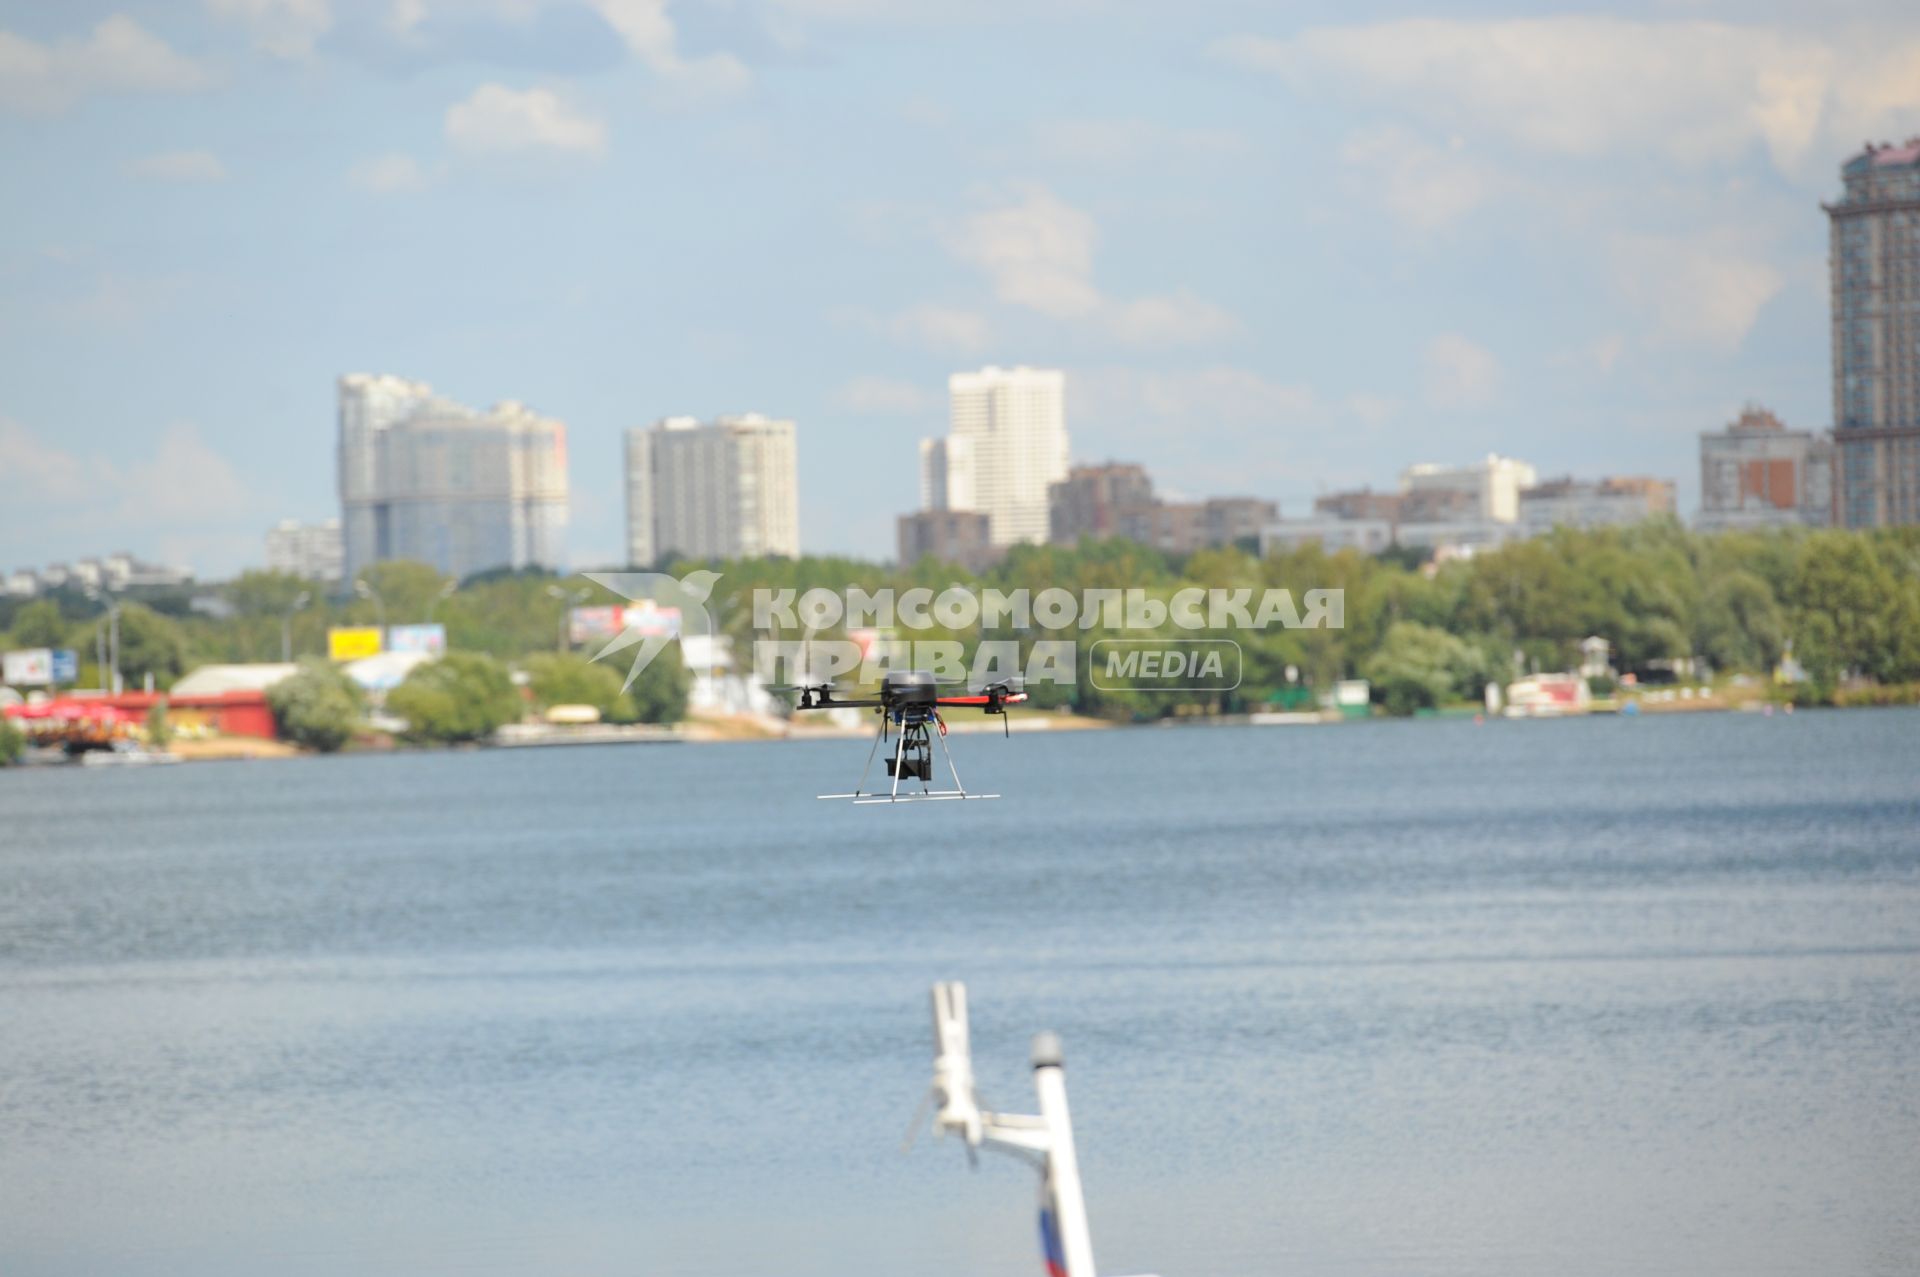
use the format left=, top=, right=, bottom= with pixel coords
left=50, top=649, right=78, bottom=684
left=328, top=627, right=384, bottom=661
left=387, top=624, right=446, bottom=656
left=568, top=605, right=623, bottom=644
left=3, top=648, right=52, bottom=686
left=621, top=601, right=681, bottom=638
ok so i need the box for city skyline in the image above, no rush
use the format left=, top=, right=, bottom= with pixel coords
left=4, top=4, right=1919, bottom=574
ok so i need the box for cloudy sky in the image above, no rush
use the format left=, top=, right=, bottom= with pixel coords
left=2, top=1, right=1916, bottom=576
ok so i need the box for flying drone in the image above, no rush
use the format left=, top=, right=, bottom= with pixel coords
left=773, top=668, right=1027, bottom=803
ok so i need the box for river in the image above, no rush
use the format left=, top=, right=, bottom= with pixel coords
left=3, top=709, right=1917, bottom=1276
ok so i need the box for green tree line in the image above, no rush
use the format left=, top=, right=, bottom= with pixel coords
left=5, top=523, right=1917, bottom=736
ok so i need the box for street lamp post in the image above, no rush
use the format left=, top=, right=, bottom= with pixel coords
left=546, top=585, right=590, bottom=651
left=282, top=591, right=311, bottom=663
left=355, top=577, right=386, bottom=643
left=86, top=586, right=122, bottom=694
left=425, top=579, right=456, bottom=625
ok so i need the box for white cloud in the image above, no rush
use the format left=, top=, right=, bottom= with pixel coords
left=1106, top=293, right=1239, bottom=346
left=1608, top=231, right=1784, bottom=350
left=1032, top=118, right=1246, bottom=167
left=952, top=185, right=1102, bottom=319
left=374, top=0, right=750, bottom=94
left=1211, top=18, right=1920, bottom=181
left=1341, top=127, right=1494, bottom=232
left=595, top=0, right=750, bottom=96
left=1345, top=392, right=1397, bottom=428
left=837, top=376, right=934, bottom=415
left=948, top=186, right=1239, bottom=346
left=50, top=271, right=191, bottom=330
left=445, top=84, right=607, bottom=157
left=1423, top=333, right=1502, bottom=408
left=386, top=0, right=429, bottom=37
left=1071, top=365, right=1350, bottom=494
left=0, top=15, right=209, bottom=114
left=0, top=419, right=260, bottom=565
left=0, top=417, right=90, bottom=503
left=885, top=304, right=992, bottom=354
left=205, top=0, right=333, bottom=59
left=127, top=150, right=228, bottom=183
left=349, top=151, right=430, bottom=192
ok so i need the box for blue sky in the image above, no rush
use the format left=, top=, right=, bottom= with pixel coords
left=2, top=0, right=1916, bottom=576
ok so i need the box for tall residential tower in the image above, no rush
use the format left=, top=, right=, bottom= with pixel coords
left=920, top=366, right=1068, bottom=547
left=336, top=374, right=568, bottom=582
left=1827, top=137, right=1920, bottom=526
left=625, top=414, right=799, bottom=565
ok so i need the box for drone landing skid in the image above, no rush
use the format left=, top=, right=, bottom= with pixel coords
left=819, top=713, right=997, bottom=804
left=818, top=791, right=1001, bottom=804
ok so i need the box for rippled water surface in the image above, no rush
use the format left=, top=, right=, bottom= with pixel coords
left=3, top=710, right=1918, bottom=1276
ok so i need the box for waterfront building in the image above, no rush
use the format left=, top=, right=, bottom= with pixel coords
left=921, top=366, right=1068, bottom=547
left=1696, top=405, right=1835, bottom=530
left=1048, top=463, right=1155, bottom=543
left=897, top=509, right=999, bottom=573
left=1827, top=137, right=1920, bottom=526
left=1400, top=454, right=1538, bottom=523
left=265, top=518, right=345, bottom=582
left=1519, top=476, right=1676, bottom=534
left=625, top=414, right=799, bottom=565
left=337, top=374, right=568, bottom=582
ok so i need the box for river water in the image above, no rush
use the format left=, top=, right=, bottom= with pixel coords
left=3, top=709, right=1918, bottom=1277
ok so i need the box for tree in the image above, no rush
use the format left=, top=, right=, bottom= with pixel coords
left=267, top=661, right=364, bottom=752
left=387, top=652, right=521, bottom=743
left=227, top=570, right=317, bottom=617
left=1364, top=621, right=1489, bottom=716
left=1788, top=532, right=1895, bottom=681
left=523, top=651, right=637, bottom=723
left=113, top=603, right=190, bottom=688
left=624, top=644, right=689, bottom=724
left=0, top=716, right=23, bottom=765
left=1695, top=571, right=1784, bottom=672
left=145, top=701, right=173, bottom=750
left=355, top=560, right=454, bottom=625
left=6, top=599, right=72, bottom=650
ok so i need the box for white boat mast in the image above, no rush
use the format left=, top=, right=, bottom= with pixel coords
left=926, top=982, right=1099, bottom=1277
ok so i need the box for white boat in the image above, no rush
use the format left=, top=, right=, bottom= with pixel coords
left=79, top=745, right=182, bottom=766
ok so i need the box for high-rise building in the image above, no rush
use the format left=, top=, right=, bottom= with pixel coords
left=1518, top=476, right=1676, bottom=534
left=336, top=374, right=568, bottom=582
left=1047, top=463, right=1275, bottom=553
left=1048, top=463, right=1155, bottom=543
left=897, top=509, right=997, bottom=573
left=266, top=518, right=345, bottom=582
left=625, top=414, right=799, bottom=565
left=1312, top=487, right=1405, bottom=523
left=922, top=366, right=1068, bottom=546
left=1696, top=405, right=1835, bottom=531
left=1827, top=137, right=1920, bottom=527
left=1400, top=454, right=1538, bottom=523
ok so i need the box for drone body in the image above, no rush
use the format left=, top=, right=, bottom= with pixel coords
left=776, top=669, right=1027, bottom=803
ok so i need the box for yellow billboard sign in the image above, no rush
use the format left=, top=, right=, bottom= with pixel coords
left=328, top=626, right=384, bottom=661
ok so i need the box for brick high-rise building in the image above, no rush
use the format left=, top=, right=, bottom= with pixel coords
left=1696, top=405, right=1834, bottom=531
left=1827, top=137, right=1920, bottom=526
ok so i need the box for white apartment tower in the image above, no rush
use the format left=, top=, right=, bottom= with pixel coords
left=337, top=374, right=568, bottom=582
left=920, top=366, right=1068, bottom=546
left=625, top=414, right=799, bottom=565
